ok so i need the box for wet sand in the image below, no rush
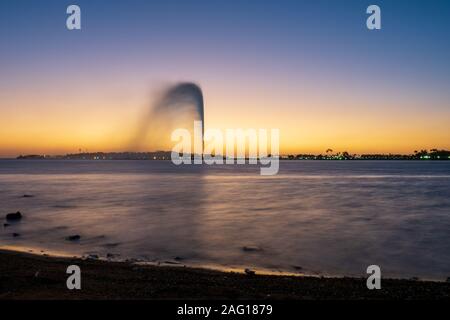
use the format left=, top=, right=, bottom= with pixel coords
left=1, top=249, right=449, bottom=300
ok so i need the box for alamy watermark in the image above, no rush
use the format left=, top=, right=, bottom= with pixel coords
left=66, top=265, right=81, bottom=290
left=366, top=265, right=381, bottom=289
left=366, top=5, right=381, bottom=30
left=65, top=4, right=380, bottom=32
left=171, top=121, right=280, bottom=175
left=66, top=5, right=81, bottom=30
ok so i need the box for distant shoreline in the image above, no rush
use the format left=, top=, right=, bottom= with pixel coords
left=5, top=149, right=449, bottom=161
left=1, top=249, right=449, bottom=300
left=2, top=158, right=449, bottom=161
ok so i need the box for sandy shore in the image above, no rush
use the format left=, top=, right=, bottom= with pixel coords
left=1, top=249, right=449, bottom=300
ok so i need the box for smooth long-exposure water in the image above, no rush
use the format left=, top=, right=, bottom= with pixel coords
left=1, top=160, right=449, bottom=280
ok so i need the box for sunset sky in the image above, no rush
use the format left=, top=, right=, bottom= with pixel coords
left=1, top=0, right=450, bottom=157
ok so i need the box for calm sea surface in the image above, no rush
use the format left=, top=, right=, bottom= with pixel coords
left=1, top=160, right=449, bottom=280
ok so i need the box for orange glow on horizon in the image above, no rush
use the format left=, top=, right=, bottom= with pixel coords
left=1, top=76, right=449, bottom=157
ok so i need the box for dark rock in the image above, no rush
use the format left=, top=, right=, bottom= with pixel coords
left=164, top=261, right=182, bottom=265
left=12, top=233, right=20, bottom=237
left=244, top=268, right=256, bottom=276
left=103, top=242, right=120, bottom=248
left=6, top=211, right=22, bottom=221
left=292, top=265, right=303, bottom=270
left=66, top=235, right=81, bottom=241
left=242, top=246, right=261, bottom=252
left=174, top=256, right=184, bottom=261
left=22, top=194, right=34, bottom=198
left=3, top=223, right=10, bottom=227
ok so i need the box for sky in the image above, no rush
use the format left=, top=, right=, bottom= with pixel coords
left=1, top=0, right=449, bottom=157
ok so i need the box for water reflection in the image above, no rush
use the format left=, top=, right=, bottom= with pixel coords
left=0, top=160, right=450, bottom=280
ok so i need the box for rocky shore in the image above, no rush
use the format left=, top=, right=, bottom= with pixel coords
left=1, top=249, right=449, bottom=300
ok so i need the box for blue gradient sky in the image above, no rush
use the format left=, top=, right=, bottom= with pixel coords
left=1, top=0, right=449, bottom=156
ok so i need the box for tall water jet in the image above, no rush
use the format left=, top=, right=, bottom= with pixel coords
left=129, top=82, right=204, bottom=151
left=154, top=82, right=204, bottom=132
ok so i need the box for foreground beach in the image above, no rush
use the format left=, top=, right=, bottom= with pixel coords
left=1, top=249, right=449, bottom=300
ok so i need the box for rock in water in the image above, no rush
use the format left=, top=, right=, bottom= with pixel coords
left=12, top=233, right=20, bottom=237
left=66, top=235, right=81, bottom=241
left=242, top=246, right=261, bottom=252
left=22, top=194, right=34, bottom=198
left=6, top=211, right=22, bottom=221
